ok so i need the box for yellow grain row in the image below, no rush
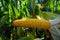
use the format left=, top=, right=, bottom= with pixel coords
left=12, top=19, right=50, bottom=30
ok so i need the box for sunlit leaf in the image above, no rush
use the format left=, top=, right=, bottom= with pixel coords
left=13, top=7, right=20, bottom=18
left=25, top=0, right=29, bottom=4
left=39, top=11, right=58, bottom=20
left=0, top=36, right=2, bottom=40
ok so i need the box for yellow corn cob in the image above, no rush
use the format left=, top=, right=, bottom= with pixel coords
left=12, top=19, right=50, bottom=30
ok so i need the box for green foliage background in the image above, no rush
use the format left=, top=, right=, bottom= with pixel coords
left=0, top=0, right=60, bottom=40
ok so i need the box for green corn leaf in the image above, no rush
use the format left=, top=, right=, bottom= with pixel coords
left=0, top=36, right=2, bottom=40
left=25, top=0, right=29, bottom=4
left=13, top=7, right=20, bottom=18
left=0, top=15, right=8, bottom=27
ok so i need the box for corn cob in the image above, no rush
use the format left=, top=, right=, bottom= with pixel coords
left=12, top=19, right=50, bottom=30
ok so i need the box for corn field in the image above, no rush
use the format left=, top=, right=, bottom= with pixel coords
left=0, top=0, right=60, bottom=40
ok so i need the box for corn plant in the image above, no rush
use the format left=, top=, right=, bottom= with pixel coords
left=0, top=0, right=59, bottom=40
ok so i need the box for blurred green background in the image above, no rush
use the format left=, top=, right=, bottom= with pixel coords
left=0, top=0, right=60, bottom=40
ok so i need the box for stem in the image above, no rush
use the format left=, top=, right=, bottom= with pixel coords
left=31, top=0, right=36, bottom=18
left=15, top=0, right=18, bottom=8
left=14, top=0, right=18, bottom=39
left=55, top=0, right=58, bottom=13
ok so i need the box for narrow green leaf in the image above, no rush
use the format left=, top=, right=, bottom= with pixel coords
left=13, top=7, right=20, bottom=18
left=25, top=0, right=29, bottom=4
left=0, top=36, right=2, bottom=40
